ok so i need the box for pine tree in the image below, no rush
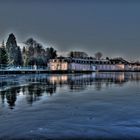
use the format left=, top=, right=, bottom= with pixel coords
left=0, top=41, right=8, bottom=68
left=6, top=33, right=23, bottom=66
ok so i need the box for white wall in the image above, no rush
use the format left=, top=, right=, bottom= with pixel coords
left=70, top=63, right=94, bottom=71
left=95, top=64, right=125, bottom=71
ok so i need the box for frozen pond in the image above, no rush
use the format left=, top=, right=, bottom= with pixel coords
left=0, top=72, right=140, bottom=139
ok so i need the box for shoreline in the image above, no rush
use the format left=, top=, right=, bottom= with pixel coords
left=0, top=70, right=140, bottom=75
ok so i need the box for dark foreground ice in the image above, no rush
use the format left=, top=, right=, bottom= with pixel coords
left=0, top=73, right=140, bottom=140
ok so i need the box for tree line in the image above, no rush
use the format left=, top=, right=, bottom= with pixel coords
left=0, top=33, right=57, bottom=68
left=0, top=33, right=112, bottom=69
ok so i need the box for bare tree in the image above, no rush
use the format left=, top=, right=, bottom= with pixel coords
left=95, top=52, right=103, bottom=60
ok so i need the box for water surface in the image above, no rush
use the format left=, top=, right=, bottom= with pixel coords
left=0, top=72, right=140, bottom=139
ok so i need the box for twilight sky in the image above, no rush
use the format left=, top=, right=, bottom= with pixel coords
left=0, top=0, right=140, bottom=60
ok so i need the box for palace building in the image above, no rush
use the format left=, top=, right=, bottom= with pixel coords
left=49, top=57, right=131, bottom=72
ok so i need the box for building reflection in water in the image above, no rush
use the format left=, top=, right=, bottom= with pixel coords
left=0, top=72, right=140, bottom=109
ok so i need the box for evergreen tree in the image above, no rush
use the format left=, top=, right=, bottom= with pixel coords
left=6, top=33, right=23, bottom=66
left=0, top=41, right=8, bottom=67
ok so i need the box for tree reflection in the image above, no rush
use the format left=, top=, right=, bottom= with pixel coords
left=0, top=72, right=140, bottom=109
left=0, top=91, right=6, bottom=104
left=26, top=84, right=46, bottom=104
left=45, top=83, right=56, bottom=95
left=2, top=87, right=20, bottom=109
left=23, top=81, right=57, bottom=104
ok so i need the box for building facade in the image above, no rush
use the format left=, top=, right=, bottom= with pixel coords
left=49, top=57, right=133, bottom=72
left=93, top=58, right=130, bottom=71
left=49, top=57, right=95, bottom=72
left=49, top=57, right=69, bottom=71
